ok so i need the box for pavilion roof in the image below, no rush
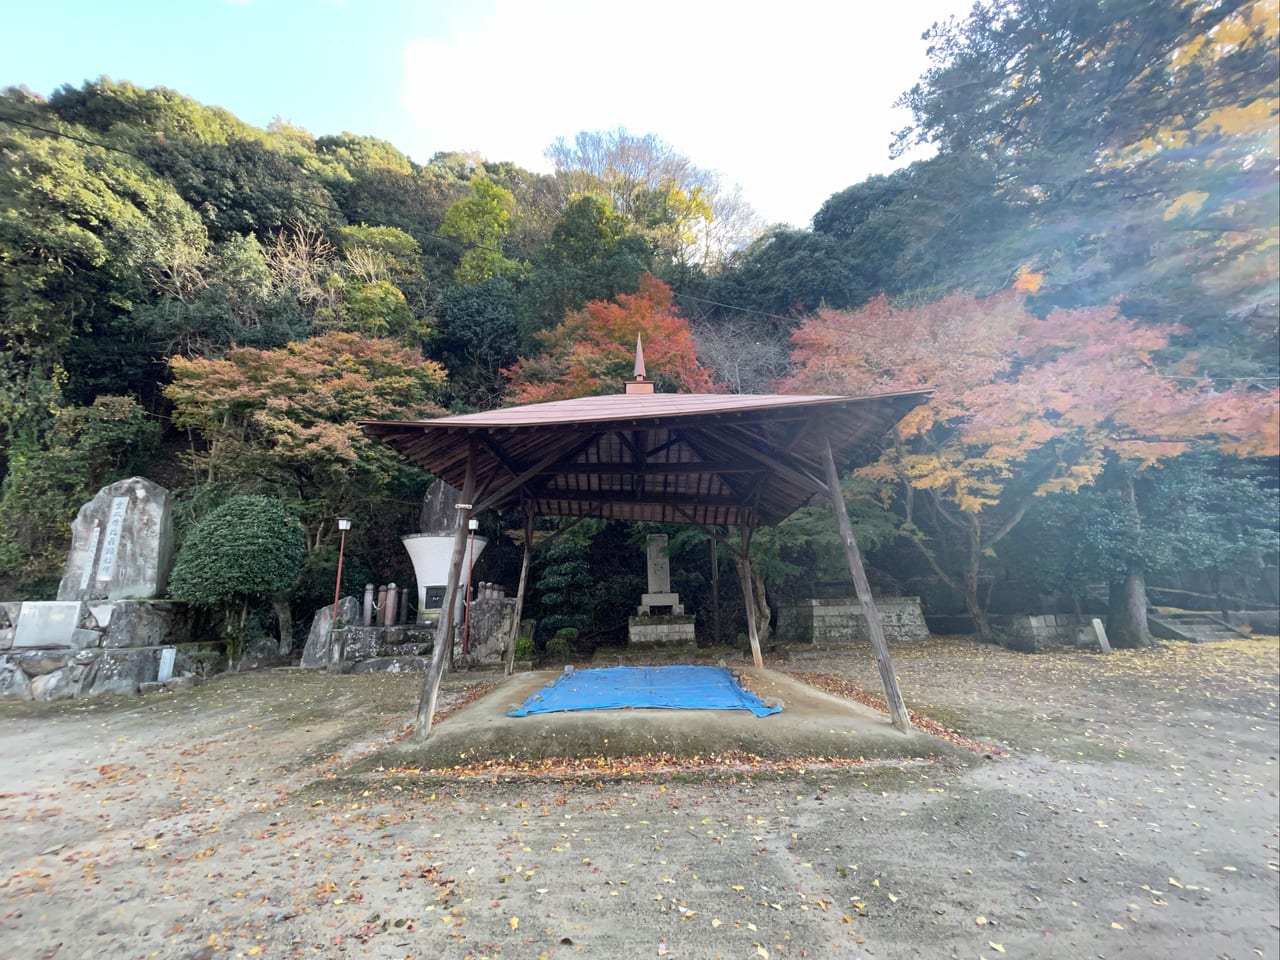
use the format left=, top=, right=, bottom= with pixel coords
left=362, top=388, right=930, bottom=527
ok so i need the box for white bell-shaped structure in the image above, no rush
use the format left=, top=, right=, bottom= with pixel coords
left=401, top=532, right=487, bottom=624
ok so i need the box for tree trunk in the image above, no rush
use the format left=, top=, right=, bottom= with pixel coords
left=962, top=520, right=993, bottom=643
left=1107, top=562, right=1153, bottom=648
left=273, top=597, right=293, bottom=657
left=1107, top=466, right=1153, bottom=649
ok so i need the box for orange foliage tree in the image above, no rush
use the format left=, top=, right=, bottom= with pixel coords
left=166, top=331, right=448, bottom=544
left=783, top=291, right=1279, bottom=644
left=505, top=273, right=717, bottom=403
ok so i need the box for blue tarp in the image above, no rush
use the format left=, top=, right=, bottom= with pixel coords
left=507, top=665, right=781, bottom=717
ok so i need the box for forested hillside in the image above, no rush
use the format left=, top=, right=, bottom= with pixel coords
left=2, top=0, right=1276, bottom=652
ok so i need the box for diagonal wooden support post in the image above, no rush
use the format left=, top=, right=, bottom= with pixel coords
left=505, top=508, right=534, bottom=677
left=415, top=440, right=477, bottom=740
left=735, top=523, right=765, bottom=668
left=822, top=438, right=912, bottom=733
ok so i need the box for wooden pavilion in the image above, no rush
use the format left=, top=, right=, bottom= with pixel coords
left=363, top=351, right=931, bottom=739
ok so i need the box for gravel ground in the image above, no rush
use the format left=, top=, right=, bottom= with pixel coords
left=0, top=638, right=1276, bottom=960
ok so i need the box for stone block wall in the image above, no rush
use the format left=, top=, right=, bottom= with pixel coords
left=992, top=613, right=1082, bottom=652
left=462, top=597, right=517, bottom=665
left=775, top=597, right=930, bottom=646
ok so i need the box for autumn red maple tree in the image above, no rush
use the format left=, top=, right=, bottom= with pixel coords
left=504, top=273, right=717, bottom=402
left=783, top=291, right=1279, bottom=644
left=166, top=331, right=448, bottom=545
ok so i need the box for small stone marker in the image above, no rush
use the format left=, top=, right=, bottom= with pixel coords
left=1091, top=618, right=1112, bottom=654
left=157, top=647, right=176, bottom=683
left=57, top=477, right=173, bottom=602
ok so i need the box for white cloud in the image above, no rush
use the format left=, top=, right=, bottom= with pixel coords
left=400, top=0, right=966, bottom=226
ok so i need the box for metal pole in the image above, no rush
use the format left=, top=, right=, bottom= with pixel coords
left=331, top=520, right=351, bottom=626
left=461, top=520, right=478, bottom=667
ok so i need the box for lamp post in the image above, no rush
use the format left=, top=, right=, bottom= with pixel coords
left=331, top=518, right=352, bottom=630
left=461, top=517, right=478, bottom=668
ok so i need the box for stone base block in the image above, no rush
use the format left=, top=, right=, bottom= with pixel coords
left=628, top=615, right=697, bottom=647
left=637, top=593, right=684, bottom=616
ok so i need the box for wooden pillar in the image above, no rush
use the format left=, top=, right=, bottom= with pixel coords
left=822, top=438, right=912, bottom=733
left=414, top=439, right=477, bottom=739
left=736, top=523, right=764, bottom=668
left=710, top=534, right=721, bottom=647
left=505, top=508, right=534, bottom=677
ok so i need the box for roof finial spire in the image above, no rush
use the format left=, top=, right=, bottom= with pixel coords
left=626, top=333, right=655, bottom=395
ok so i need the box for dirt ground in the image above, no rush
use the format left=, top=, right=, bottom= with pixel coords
left=1, top=637, right=1277, bottom=960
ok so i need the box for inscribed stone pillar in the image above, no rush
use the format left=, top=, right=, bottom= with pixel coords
left=647, top=535, right=671, bottom=594
left=637, top=534, right=683, bottom=615
left=57, top=477, right=173, bottom=602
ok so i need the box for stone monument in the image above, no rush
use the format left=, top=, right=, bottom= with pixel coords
left=0, top=477, right=194, bottom=701
left=628, top=534, right=696, bottom=648
left=57, top=476, right=173, bottom=602
left=636, top=534, right=685, bottom=616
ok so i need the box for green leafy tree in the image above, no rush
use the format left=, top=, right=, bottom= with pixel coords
left=532, top=531, right=594, bottom=639
left=439, top=177, right=522, bottom=283
left=168, top=495, right=306, bottom=662
left=432, top=277, right=525, bottom=408
left=0, top=100, right=207, bottom=449
left=1010, top=453, right=1280, bottom=627
left=131, top=232, right=306, bottom=361
left=546, top=127, right=760, bottom=268
left=140, top=135, right=336, bottom=243
left=522, top=195, right=653, bottom=335
left=0, top=396, right=160, bottom=592
left=48, top=78, right=266, bottom=147
left=894, top=0, right=1280, bottom=371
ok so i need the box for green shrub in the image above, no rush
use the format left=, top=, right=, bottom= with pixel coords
left=545, top=634, right=573, bottom=662
left=513, top=635, right=535, bottom=660
left=169, top=495, right=305, bottom=665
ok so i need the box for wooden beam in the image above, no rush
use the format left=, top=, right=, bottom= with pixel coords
left=534, top=460, right=763, bottom=476
left=531, top=488, right=744, bottom=510
left=478, top=432, right=521, bottom=475
left=822, top=437, right=911, bottom=733
left=694, top=427, right=827, bottom=496
left=472, top=433, right=598, bottom=514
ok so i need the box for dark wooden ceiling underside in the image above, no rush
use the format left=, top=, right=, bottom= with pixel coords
left=362, top=390, right=930, bottom=528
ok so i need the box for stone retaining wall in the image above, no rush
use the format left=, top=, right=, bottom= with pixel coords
left=0, top=599, right=198, bottom=701
left=775, top=597, right=930, bottom=646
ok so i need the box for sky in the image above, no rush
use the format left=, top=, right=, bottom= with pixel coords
left=3, top=0, right=974, bottom=228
